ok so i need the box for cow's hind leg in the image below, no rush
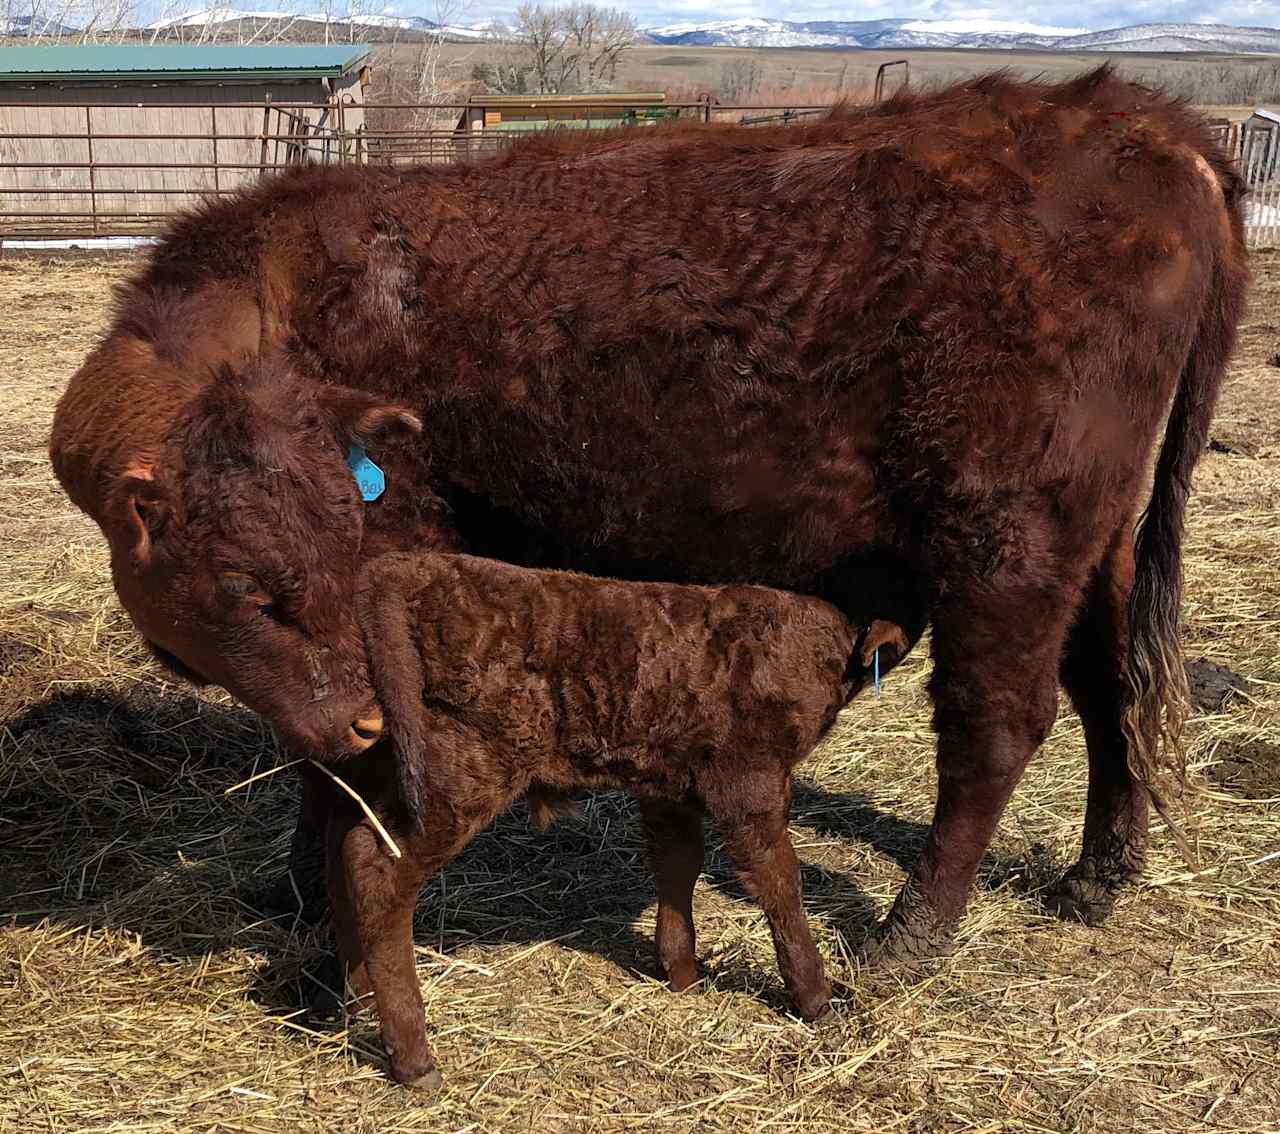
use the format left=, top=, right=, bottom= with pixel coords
left=865, top=575, right=1076, bottom=967
left=707, top=776, right=830, bottom=1021
left=1048, top=528, right=1149, bottom=925
left=638, top=799, right=705, bottom=992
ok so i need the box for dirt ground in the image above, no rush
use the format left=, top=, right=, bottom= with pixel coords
left=0, top=249, right=1277, bottom=1133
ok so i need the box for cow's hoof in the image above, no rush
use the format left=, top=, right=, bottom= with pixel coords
left=1044, top=872, right=1122, bottom=927
left=248, top=869, right=327, bottom=925
left=398, top=1065, right=443, bottom=1092
left=858, top=886, right=956, bottom=975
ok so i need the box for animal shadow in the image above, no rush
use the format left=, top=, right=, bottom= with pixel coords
left=0, top=685, right=910, bottom=1039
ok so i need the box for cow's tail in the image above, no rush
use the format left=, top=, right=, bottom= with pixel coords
left=1122, top=199, right=1248, bottom=862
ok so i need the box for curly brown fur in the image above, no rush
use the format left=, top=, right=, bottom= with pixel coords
left=48, top=67, right=1250, bottom=1013
left=338, top=551, right=883, bottom=1083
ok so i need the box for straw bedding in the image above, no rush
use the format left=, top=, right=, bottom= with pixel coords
left=1, top=251, right=1277, bottom=1132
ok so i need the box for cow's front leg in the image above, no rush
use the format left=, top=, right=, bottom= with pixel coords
left=863, top=579, right=1075, bottom=966
left=252, top=764, right=329, bottom=922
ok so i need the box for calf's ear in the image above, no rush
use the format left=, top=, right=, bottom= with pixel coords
left=316, top=384, right=422, bottom=447
left=111, top=472, right=172, bottom=568
left=861, top=619, right=910, bottom=668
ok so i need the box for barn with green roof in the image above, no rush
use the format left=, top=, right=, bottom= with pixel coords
left=0, top=44, right=371, bottom=237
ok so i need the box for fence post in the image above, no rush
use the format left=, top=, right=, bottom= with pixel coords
left=84, top=106, right=98, bottom=236
left=211, top=105, right=220, bottom=197
left=259, top=95, right=272, bottom=178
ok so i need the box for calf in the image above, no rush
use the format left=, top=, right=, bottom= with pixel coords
left=324, top=552, right=906, bottom=1088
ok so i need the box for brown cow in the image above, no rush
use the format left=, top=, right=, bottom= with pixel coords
left=49, top=68, right=1248, bottom=990
left=333, top=552, right=906, bottom=1086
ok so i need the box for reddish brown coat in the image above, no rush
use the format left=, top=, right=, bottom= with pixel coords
left=48, top=68, right=1249, bottom=1045
left=331, top=552, right=896, bottom=1082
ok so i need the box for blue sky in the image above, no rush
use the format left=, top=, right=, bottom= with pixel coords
left=434, top=0, right=1280, bottom=29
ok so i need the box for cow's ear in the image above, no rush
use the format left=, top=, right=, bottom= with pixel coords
left=113, top=473, right=172, bottom=568
left=317, top=385, right=422, bottom=447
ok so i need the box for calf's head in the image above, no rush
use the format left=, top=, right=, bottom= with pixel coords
left=107, top=353, right=421, bottom=759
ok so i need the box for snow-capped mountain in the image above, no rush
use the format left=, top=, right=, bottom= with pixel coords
left=2, top=14, right=83, bottom=36
left=641, top=18, right=1280, bottom=54
left=145, top=8, right=492, bottom=39
left=1054, top=23, right=1280, bottom=53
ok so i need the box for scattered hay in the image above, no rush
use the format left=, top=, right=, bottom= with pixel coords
left=1, top=253, right=1278, bottom=1133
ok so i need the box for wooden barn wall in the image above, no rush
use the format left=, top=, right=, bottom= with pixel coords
left=0, top=80, right=341, bottom=230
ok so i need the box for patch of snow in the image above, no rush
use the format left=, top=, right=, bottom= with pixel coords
left=899, top=18, right=1086, bottom=37
left=0, top=237, right=159, bottom=250
left=642, top=17, right=1280, bottom=53
left=147, top=9, right=293, bottom=29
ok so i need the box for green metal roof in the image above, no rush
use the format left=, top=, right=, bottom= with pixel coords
left=0, top=45, right=371, bottom=83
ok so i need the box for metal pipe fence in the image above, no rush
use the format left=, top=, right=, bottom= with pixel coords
left=0, top=99, right=1275, bottom=246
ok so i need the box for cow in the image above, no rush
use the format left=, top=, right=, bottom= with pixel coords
left=332, top=551, right=909, bottom=1086
left=48, top=67, right=1248, bottom=1004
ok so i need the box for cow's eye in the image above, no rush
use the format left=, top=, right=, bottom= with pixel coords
left=217, top=572, right=270, bottom=604
left=260, top=601, right=294, bottom=629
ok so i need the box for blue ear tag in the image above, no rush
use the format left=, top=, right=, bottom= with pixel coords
left=347, top=445, right=386, bottom=502
left=874, top=646, right=881, bottom=699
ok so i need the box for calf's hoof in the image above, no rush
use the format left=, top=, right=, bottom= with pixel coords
left=391, top=1056, right=443, bottom=1092
left=402, top=1066, right=444, bottom=1093
left=795, top=985, right=833, bottom=1024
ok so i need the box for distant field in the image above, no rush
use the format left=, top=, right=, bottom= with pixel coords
left=411, top=43, right=1280, bottom=108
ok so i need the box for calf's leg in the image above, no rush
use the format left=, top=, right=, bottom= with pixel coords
left=1049, top=527, right=1149, bottom=925
left=328, top=811, right=439, bottom=1089
left=638, top=799, right=705, bottom=991
left=327, top=779, right=512, bottom=1089
left=707, top=777, right=831, bottom=1021
left=865, top=577, right=1075, bottom=967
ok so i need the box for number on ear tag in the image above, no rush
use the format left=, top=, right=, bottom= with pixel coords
left=347, top=445, right=386, bottom=502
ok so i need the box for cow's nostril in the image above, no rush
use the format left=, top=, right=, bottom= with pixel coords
left=351, top=715, right=384, bottom=744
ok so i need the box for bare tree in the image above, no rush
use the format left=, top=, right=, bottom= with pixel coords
left=496, top=3, right=636, bottom=95
left=7, top=0, right=141, bottom=42
left=564, top=3, right=635, bottom=92
left=718, top=58, right=761, bottom=103
left=513, top=3, right=577, bottom=94
left=471, top=24, right=536, bottom=94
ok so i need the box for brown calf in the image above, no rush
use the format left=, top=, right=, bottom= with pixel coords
left=327, top=552, right=904, bottom=1087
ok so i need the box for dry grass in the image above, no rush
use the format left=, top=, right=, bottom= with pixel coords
left=419, top=42, right=1280, bottom=112
left=1, top=250, right=1278, bottom=1133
